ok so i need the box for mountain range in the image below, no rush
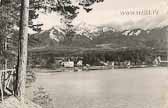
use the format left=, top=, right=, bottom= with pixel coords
left=29, top=24, right=168, bottom=53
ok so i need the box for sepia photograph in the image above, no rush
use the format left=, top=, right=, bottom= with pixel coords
left=0, top=0, right=168, bottom=108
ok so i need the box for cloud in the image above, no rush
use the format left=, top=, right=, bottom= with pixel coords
left=73, top=0, right=168, bottom=30
left=33, top=0, right=168, bottom=31
left=33, top=11, right=62, bottom=30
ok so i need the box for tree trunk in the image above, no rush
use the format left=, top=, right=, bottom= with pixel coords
left=16, top=0, right=29, bottom=106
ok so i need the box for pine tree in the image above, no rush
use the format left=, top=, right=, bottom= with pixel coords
left=0, top=0, right=104, bottom=106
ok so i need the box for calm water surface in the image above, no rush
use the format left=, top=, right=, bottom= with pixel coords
left=32, top=67, right=168, bottom=108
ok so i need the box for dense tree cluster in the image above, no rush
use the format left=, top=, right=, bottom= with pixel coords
left=28, top=48, right=157, bottom=69
left=82, top=49, right=155, bottom=66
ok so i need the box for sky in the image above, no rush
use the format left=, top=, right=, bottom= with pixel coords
left=32, top=0, right=168, bottom=31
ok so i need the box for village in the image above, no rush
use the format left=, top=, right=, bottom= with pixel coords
left=28, top=48, right=168, bottom=72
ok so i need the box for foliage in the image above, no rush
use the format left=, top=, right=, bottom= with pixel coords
left=0, top=3, right=18, bottom=66
left=0, top=0, right=104, bottom=68
left=0, top=0, right=104, bottom=50
left=0, top=0, right=43, bottom=68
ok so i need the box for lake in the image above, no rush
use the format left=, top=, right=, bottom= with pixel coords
left=29, top=67, right=168, bottom=108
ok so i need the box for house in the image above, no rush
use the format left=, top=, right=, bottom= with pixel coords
left=62, top=60, right=74, bottom=68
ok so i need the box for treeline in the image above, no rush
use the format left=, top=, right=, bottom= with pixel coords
left=82, top=49, right=155, bottom=66
left=28, top=48, right=162, bottom=68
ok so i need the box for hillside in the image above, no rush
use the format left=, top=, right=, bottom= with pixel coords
left=29, top=24, right=168, bottom=53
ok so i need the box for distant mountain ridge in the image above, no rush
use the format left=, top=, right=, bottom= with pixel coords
left=29, top=24, right=168, bottom=52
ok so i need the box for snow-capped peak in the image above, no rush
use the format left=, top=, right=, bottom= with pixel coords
left=53, top=26, right=65, bottom=35
left=122, top=30, right=131, bottom=36
left=122, top=29, right=142, bottom=36
left=75, top=23, right=98, bottom=33
left=135, top=30, right=141, bottom=36
left=129, top=31, right=134, bottom=36
left=74, top=23, right=99, bottom=40
left=102, top=26, right=116, bottom=32
left=49, top=29, right=60, bottom=42
left=49, top=27, right=65, bottom=42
